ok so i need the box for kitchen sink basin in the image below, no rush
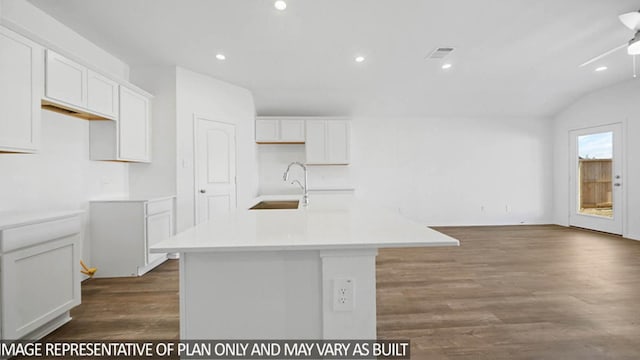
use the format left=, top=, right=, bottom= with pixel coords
left=249, top=200, right=299, bottom=210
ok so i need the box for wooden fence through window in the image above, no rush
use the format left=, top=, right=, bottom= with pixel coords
left=579, top=159, right=612, bottom=209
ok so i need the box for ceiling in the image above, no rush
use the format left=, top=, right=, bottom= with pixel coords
left=28, top=0, right=640, bottom=118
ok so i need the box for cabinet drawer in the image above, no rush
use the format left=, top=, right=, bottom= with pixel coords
left=146, top=198, right=173, bottom=216
left=1, top=217, right=81, bottom=253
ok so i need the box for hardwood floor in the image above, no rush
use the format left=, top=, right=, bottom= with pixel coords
left=377, top=225, right=640, bottom=359
left=45, top=259, right=179, bottom=340
left=45, top=225, right=640, bottom=359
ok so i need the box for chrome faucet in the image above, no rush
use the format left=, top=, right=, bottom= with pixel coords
left=283, top=161, right=309, bottom=206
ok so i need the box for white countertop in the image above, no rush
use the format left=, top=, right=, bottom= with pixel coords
left=0, top=209, right=84, bottom=230
left=89, top=195, right=175, bottom=203
left=151, top=195, right=459, bottom=253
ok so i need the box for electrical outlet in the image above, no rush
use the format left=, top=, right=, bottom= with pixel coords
left=333, top=278, right=355, bottom=312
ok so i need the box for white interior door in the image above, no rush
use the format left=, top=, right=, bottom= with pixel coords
left=195, top=117, right=237, bottom=225
left=569, top=123, right=623, bottom=234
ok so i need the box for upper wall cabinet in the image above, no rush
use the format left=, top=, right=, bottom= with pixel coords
left=43, top=50, right=151, bottom=162
left=256, top=117, right=305, bottom=143
left=305, top=119, right=350, bottom=165
left=44, top=50, right=86, bottom=110
left=0, top=26, right=152, bottom=162
left=43, top=50, right=118, bottom=120
left=118, top=86, right=150, bottom=161
left=86, top=70, right=119, bottom=119
left=0, top=26, right=43, bottom=153
left=89, top=85, right=151, bottom=162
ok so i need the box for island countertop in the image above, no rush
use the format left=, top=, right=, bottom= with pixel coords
left=151, top=195, right=459, bottom=253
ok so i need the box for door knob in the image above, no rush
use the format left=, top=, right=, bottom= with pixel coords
left=614, top=183, right=621, bottom=187
left=199, top=189, right=207, bottom=193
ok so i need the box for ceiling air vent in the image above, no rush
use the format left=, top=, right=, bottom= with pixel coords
left=426, top=47, right=454, bottom=59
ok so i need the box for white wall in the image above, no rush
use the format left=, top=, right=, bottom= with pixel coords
left=258, top=116, right=553, bottom=226
left=176, top=67, right=258, bottom=232
left=128, top=66, right=259, bottom=233
left=0, top=0, right=131, bottom=266
left=258, top=144, right=306, bottom=194
left=0, top=112, right=129, bottom=263
left=0, top=0, right=129, bottom=79
left=0, top=111, right=129, bottom=211
left=257, top=144, right=354, bottom=195
left=553, top=79, right=640, bottom=240
left=128, top=66, right=177, bottom=198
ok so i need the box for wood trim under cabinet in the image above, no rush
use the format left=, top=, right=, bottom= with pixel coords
left=256, top=141, right=305, bottom=145
left=41, top=100, right=112, bottom=121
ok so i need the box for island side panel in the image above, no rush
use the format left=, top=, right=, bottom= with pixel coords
left=180, top=250, right=323, bottom=339
left=320, top=249, right=378, bottom=339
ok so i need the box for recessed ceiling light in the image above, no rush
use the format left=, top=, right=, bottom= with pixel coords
left=595, top=66, right=608, bottom=72
left=216, top=54, right=226, bottom=60
left=355, top=56, right=365, bottom=63
left=441, top=63, right=452, bottom=70
left=274, top=0, right=287, bottom=10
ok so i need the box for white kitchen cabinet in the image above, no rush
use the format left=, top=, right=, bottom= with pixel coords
left=89, top=85, right=152, bottom=162
left=146, top=209, right=172, bottom=266
left=119, top=86, right=150, bottom=161
left=87, top=69, right=119, bottom=119
left=305, top=119, right=350, bottom=165
left=44, top=49, right=87, bottom=110
left=255, top=117, right=305, bottom=143
left=280, top=119, right=306, bottom=142
left=0, top=26, right=43, bottom=153
left=255, top=119, right=278, bottom=142
left=43, top=49, right=120, bottom=121
left=0, top=211, right=82, bottom=340
left=1, top=27, right=152, bottom=160
left=90, top=197, right=174, bottom=277
left=305, top=120, right=326, bottom=164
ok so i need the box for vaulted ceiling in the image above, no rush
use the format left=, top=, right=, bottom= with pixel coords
left=28, top=0, right=640, bottom=117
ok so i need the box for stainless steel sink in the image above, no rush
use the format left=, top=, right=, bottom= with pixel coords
left=249, top=200, right=299, bottom=210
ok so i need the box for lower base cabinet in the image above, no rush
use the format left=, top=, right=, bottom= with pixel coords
left=0, top=211, right=82, bottom=340
left=90, top=197, right=174, bottom=277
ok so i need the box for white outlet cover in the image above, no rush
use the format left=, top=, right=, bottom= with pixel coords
left=333, top=278, right=355, bottom=312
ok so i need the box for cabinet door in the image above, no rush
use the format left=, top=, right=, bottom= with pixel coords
left=1, top=236, right=80, bottom=339
left=305, top=120, right=326, bottom=164
left=0, top=27, right=42, bottom=153
left=45, top=50, right=86, bottom=108
left=87, top=70, right=118, bottom=119
left=118, top=86, right=150, bottom=161
left=326, top=120, right=350, bottom=164
left=280, top=119, right=305, bottom=142
left=255, top=119, right=279, bottom=143
left=146, top=211, right=172, bottom=265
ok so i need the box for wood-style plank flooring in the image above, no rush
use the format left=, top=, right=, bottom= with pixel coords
left=377, top=225, right=640, bottom=359
left=45, top=225, right=640, bottom=359
left=45, top=259, right=179, bottom=340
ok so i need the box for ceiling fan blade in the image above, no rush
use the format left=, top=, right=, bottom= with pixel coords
left=619, top=11, right=640, bottom=31
left=579, top=43, right=627, bottom=67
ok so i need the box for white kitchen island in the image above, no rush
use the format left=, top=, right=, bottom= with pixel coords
left=151, top=195, right=459, bottom=340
